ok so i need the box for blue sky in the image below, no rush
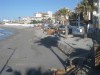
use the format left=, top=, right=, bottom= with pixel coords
left=0, top=0, right=81, bottom=20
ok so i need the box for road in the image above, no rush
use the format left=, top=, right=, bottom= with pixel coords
left=0, top=27, right=67, bottom=75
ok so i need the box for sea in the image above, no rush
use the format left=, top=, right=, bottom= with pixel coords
left=0, top=28, right=13, bottom=40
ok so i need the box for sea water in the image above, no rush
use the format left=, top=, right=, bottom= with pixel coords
left=0, top=28, right=13, bottom=40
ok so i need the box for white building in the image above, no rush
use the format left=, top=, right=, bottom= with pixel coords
left=34, top=11, right=53, bottom=21
left=20, top=11, right=53, bottom=24
left=20, top=17, right=32, bottom=24
left=3, top=19, right=10, bottom=22
left=35, top=12, right=42, bottom=17
left=47, top=11, right=53, bottom=18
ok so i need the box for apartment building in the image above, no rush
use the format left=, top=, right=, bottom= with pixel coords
left=20, top=11, right=54, bottom=24
left=34, top=11, right=53, bottom=21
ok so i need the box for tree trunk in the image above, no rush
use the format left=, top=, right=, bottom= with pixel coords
left=65, top=24, right=68, bottom=39
left=84, top=20, right=88, bottom=38
left=65, top=19, right=68, bottom=39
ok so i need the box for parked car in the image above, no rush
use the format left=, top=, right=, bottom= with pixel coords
left=58, top=25, right=66, bottom=34
left=69, top=22, right=85, bottom=36
left=72, top=26, right=84, bottom=36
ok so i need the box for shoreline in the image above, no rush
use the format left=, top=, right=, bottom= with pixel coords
left=0, top=25, right=23, bottom=42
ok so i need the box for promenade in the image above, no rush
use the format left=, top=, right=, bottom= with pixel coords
left=0, top=26, right=68, bottom=75
left=0, top=26, right=99, bottom=75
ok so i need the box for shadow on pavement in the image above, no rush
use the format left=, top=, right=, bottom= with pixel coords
left=26, top=67, right=51, bottom=75
left=67, top=48, right=89, bottom=58
left=12, top=67, right=52, bottom=75
left=34, top=36, right=100, bottom=75
left=13, top=71, right=21, bottom=75
left=6, top=36, right=100, bottom=75
left=34, top=36, right=59, bottom=48
left=34, top=36, right=67, bottom=68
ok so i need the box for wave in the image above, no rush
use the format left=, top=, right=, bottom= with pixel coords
left=0, top=28, right=13, bottom=40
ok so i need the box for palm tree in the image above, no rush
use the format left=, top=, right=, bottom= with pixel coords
left=55, top=8, right=70, bottom=24
left=55, top=7, right=71, bottom=38
left=76, top=0, right=93, bottom=20
left=75, top=0, right=95, bottom=38
left=69, top=12, right=77, bottom=20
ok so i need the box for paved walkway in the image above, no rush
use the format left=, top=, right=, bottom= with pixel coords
left=35, top=29, right=93, bottom=60
left=36, top=29, right=93, bottom=50
left=0, top=27, right=96, bottom=75
left=0, top=27, right=68, bottom=75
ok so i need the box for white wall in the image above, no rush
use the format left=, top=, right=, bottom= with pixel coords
left=35, top=13, right=42, bottom=17
left=47, top=11, right=52, bottom=18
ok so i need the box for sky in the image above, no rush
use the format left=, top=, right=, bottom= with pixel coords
left=0, top=0, right=81, bottom=20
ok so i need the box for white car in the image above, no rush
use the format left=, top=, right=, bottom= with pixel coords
left=69, top=23, right=85, bottom=36
left=72, top=26, right=85, bottom=36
